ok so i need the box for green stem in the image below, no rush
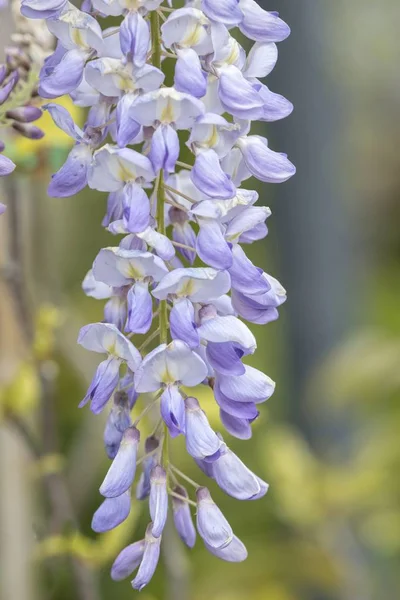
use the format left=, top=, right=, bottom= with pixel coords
left=150, top=10, right=162, bottom=71
left=169, top=464, right=201, bottom=489
left=151, top=9, right=170, bottom=473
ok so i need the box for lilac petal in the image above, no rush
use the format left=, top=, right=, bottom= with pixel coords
left=160, top=386, right=185, bottom=438
left=0, top=154, right=16, bottom=176
left=218, top=366, right=275, bottom=404
left=21, top=0, right=66, bottom=19
left=196, top=220, right=232, bottom=270
left=103, top=190, right=124, bottom=227
left=243, top=42, right=278, bottom=79
left=197, top=315, right=256, bottom=350
left=172, top=221, right=197, bottom=264
left=149, top=124, right=179, bottom=174
left=231, top=274, right=286, bottom=325
left=136, top=436, right=159, bottom=500
left=213, top=445, right=264, bottom=500
left=0, top=203, right=6, bottom=215
left=218, top=65, right=264, bottom=121
left=232, top=290, right=279, bottom=325
left=104, top=296, right=127, bottom=331
left=122, top=181, right=150, bottom=233
left=0, top=72, right=19, bottom=105
left=191, top=149, right=236, bottom=200
left=103, top=392, right=132, bottom=459
left=220, top=410, right=253, bottom=440
left=120, top=12, right=150, bottom=68
left=44, top=103, right=83, bottom=140
left=131, top=525, right=161, bottom=590
left=78, top=322, right=142, bottom=372
left=39, top=49, right=86, bottom=99
left=185, top=397, right=222, bottom=461
left=257, top=83, right=294, bottom=122
left=79, top=357, right=120, bottom=414
left=214, top=380, right=259, bottom=419
left=195, top=457, right=215, bottom=478
left=237, top=135, right=296, bottom=184
left=228, top=244, right=270, bottom=295
left=206, top=342, right=245, bottom=376
left=92, top=492, right=131, bottom=533
left=111, top=540, right=145, bottom=581
left=116, top=95, right=141, bottom=148
left=100, top=427, right=140, bottom=498
left=205, top=534, right=247, bottom=562
left=201, top=0, right=242, bottom=25
left=125, top=281, right=153, bottom=335
left=170, top=298, right=199, bottom=349
left=149, top=465, right=168, bottom=538
left=239, top=0, right=290, bottom=42
left=138, top=227, right=175, bottom=261
left=172, top=485, right=196, bottom=548
left=48, top=144, right=92, bottom=198
left=175, top=48, right=207, bottom=99
left=103, top=412, right=124, bottom=459
left=120, top=371, right=138, bottom=410
left=196, top=487, right=233, bottom=549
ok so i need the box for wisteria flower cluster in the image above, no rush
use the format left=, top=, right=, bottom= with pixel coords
left=21, top=0, right=295, bottom=589
left=0, top=0, right=53, bottom=213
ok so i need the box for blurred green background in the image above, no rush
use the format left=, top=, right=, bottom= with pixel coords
left=1, top=1, right=400, bottom=599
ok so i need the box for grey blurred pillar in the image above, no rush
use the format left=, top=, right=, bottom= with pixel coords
left=263, top=0, right=359, bottom=440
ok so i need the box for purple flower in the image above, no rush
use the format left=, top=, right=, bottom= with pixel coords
left=100, top=427, right=140, bottom=498
left=131, top=524, right=162, bottom=591
left=111, top=540, right=145, bottom=581
left=172, top=486, right=196, bottom=548
left=30, top=0, right=296, bottom=586
left=149, top=465, right=168, bottom=537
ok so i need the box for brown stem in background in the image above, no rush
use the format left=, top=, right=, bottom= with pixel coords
left=3, top=175, right=101, bottom=600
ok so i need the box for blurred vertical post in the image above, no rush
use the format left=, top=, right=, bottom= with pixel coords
left=264, top=0, right=360, bottom=441
left=0, top=10, right=37, bottom=600
left=263, top=2, right=370, bottom=599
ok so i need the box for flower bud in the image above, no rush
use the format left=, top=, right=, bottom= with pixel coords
left=131, top=523, right=161, bottom=591
left=184, top=396, right=222, bottom=461
left=12, top=122, right=44, bottom=139
left=100, top=426, right=140, bottom=498
left=196, top=487, right=233, bottom=549
left=0, top=71, right=18, bottom=105
left=92, top=491, right=131, bottom=533
left=172, top=485, right=196, bottom=548
left=136, top=436, right=159, bottom=500
left=111, top=540, right=145, bottom=581
left=6, top=106, right=42, bottom=123
left=149, top=465, right=168, bottom=538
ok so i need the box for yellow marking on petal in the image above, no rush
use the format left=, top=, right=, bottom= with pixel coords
left=182, top=24, right=202, bottom=48
left=71, top=27, right=88, bottom=49
left=115, top=73, right=136, bottom=92
left=106, top=341, right=117, bottom=355
left=204, top=125, right=219, bottom=148
left=177, top=278, right=196, bottom=298
left=161, top=369, right=176, bottom=385
left=125, top=0, right=141, bottom=9
left=226, top=40, right=240, bottom=66
left=117, top=159, right=136, bottom=182
left=160, top=97, right=175, bottom=124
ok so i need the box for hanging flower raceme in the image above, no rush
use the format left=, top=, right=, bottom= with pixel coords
left=21, top=0, right=296, bottom=589
left=0, top=0, right=52, bottom=193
